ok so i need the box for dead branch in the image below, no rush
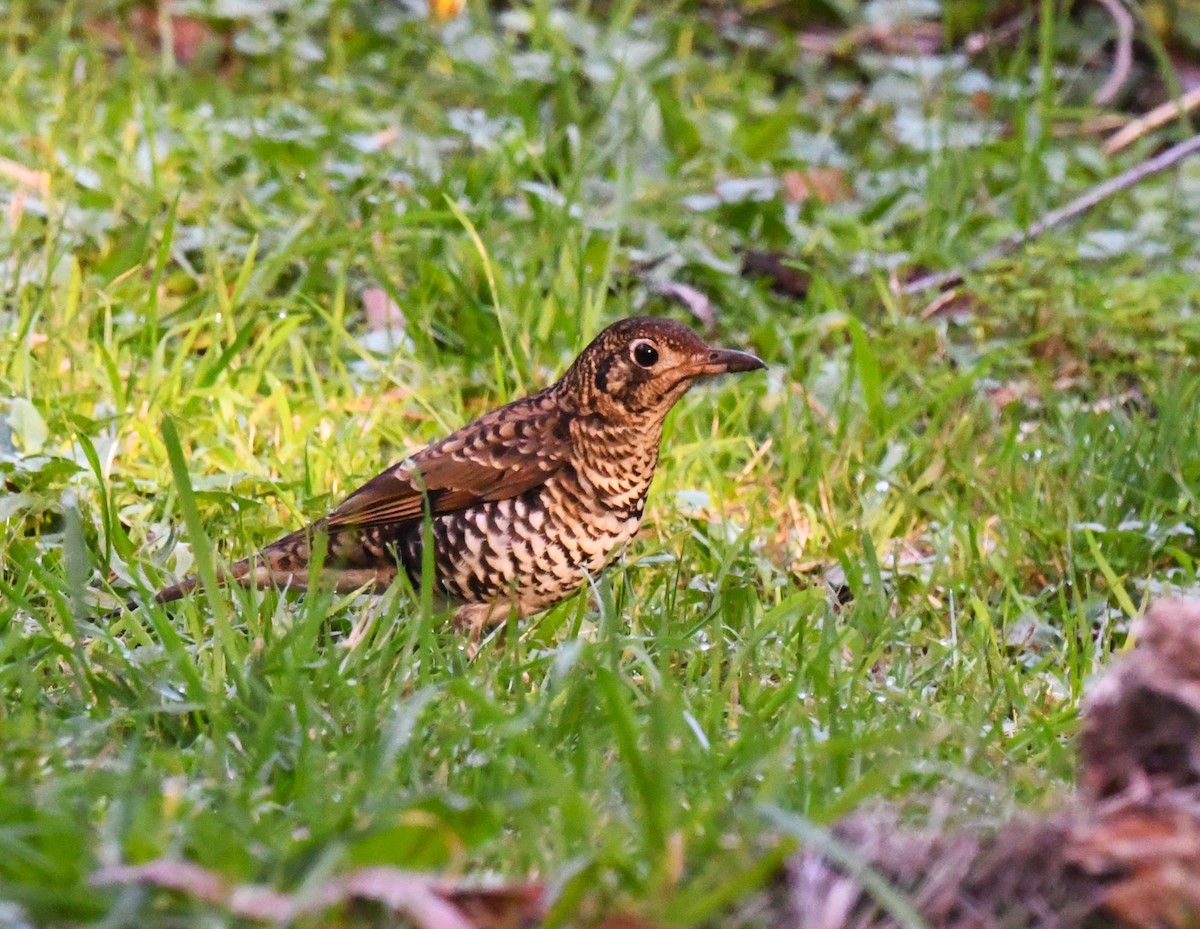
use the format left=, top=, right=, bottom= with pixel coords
left=899, top=132, right=1200, bottom=296
left=1090, top=0, right=1135, bottom=107
left=1104, top=86, right=1200, bottom=154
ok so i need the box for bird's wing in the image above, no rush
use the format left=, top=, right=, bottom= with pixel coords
left=324, top=393, right=569, bottom=532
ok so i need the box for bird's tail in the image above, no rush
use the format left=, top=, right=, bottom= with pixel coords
left=106, top=527, right=314, bottom=618
left=100, top=556, right=252, bottom=620
left=153, top=527, right=316, bottom=604
left=152, top=556, right=256, bottom=604
left=105, top=523, right=397, bottom=618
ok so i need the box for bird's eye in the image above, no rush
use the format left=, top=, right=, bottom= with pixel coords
left=632, top=340, right=659, bottom=368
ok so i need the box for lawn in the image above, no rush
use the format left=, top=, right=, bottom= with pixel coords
left=2, top=1, right=1199, bottom=925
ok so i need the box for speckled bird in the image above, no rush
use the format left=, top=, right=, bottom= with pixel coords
left=152, top=317, right=765, bottom=631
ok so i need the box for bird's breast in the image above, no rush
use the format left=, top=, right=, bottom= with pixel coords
left=417, top=431, right=663, bottom=615
left=569, top=421, right=661, bottom=508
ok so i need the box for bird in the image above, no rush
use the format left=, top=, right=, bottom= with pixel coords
left=148, top=316, right=765, bottom=633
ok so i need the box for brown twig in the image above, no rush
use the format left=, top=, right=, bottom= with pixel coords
left=1090, top=0, right=1135, bottom=107
left=898, top=132, right=1200, bottom=296
left=1104, top=86, right=1200, bottom=154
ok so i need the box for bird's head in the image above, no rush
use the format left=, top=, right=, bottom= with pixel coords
left=561, top=317, right=765, bottom=423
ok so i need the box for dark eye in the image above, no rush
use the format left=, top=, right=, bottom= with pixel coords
left=632, top=340, right=659, bottom=368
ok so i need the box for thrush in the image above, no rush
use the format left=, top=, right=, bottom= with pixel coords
left=149, top=317, right=765, bottom=630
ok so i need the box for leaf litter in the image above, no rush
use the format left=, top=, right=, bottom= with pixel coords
left=739, top=598, right=1200, bottom=929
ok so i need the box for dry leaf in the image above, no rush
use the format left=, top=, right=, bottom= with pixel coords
left=738, top=249, right=810, bottom=300
left=917, top=288, right=976, bottom=321
left=985, top=382, right=1028, bottom=411
left=362, top=287, right=406, bottom=332
left=769, top=598, right=1200, bottom=929
left=0, top=156, right=50, bottom=194
left=651, top=280, right=715, bottom=327
left=92, top=860, right=236, bottom=908
left=782, top=168, right=851, bottom=206
left=92, top=861, right=546, bottom=928
left=438, top=883, right=546, bottom=929
left=126, top=5, right=229, bottom=68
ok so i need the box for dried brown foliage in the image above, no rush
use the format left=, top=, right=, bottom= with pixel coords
left=773, top=600, right=1200, bottom=929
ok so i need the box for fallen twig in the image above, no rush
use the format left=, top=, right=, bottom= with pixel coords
left=0, top=156, right=50, bottom=193
left=92, top=863, right=545, bottom=928
left=1104, top=86, right=1200, bottom=155
left=898, top=132, right=1200, bottom=296
left=1090, top=0, right=1135, bottom=107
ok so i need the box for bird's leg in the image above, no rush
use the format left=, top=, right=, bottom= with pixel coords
left=453, top=601, right=518, bottom=658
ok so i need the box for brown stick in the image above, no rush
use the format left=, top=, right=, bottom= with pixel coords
left=1104, top=86, right=1200, bottom=154
left=1090, top=0, right=1135, bottom=107
left=898, top=132, right=1200, bottom=296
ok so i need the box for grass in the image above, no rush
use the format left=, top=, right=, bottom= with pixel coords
left=2, top=0, right=1200, bottom=924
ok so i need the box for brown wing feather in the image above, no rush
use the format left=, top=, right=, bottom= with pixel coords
left=325, top=390, right=569, bottom=532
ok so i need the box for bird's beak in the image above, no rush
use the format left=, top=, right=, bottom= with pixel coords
left=696, top=347, right=767, bottom=376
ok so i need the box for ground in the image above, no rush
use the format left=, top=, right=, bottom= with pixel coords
left=1, top=1, right=1199, bottom=925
